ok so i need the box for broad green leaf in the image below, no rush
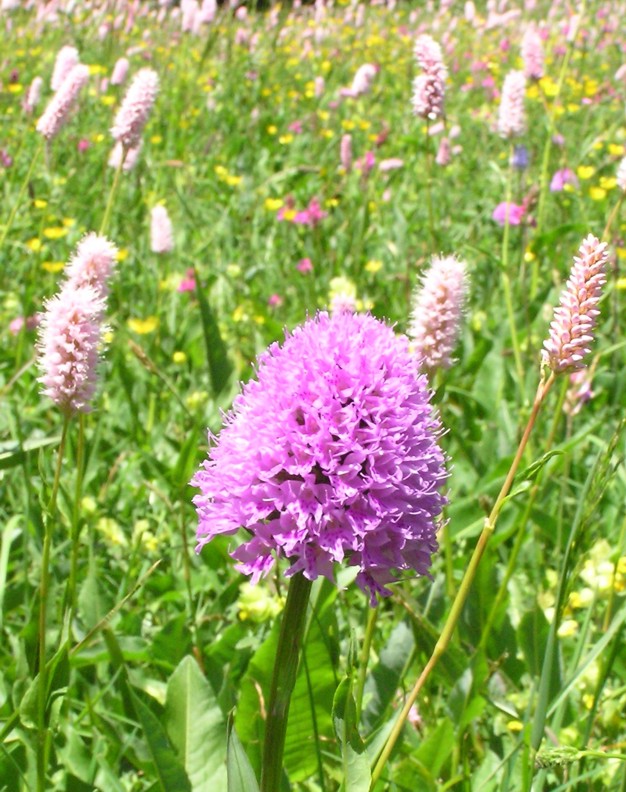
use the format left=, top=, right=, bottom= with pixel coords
left=332, top=676, right=371, bottom=792
left=227, top=718, right=260, bottom=792
left=0, top=436, right=61, bottom=470
left=362, top=621, right=414, bottom=732
left=19, top=645, right=69, bottom=729
left=165, top=656, right=227, bottom=790
left=130, top=690, right=192, bottom=792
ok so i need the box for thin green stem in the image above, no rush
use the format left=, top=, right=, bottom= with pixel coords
left=354, top=607, right=378, bottom=724
left=260, top=573, right=313, bottom=792
left=370, top=372, right=556, bottom=789
left=532, top=4, right=585, bottom=295
left=99, top=148, right=125, bottom=236
left=602, top=193, right=623, bottom=242
left=37, top=417, right=70, bottom=792
left=66, top=414, right=86, bottom=639
left=424, top=120, right=436, bottom=250
left=0, top=140, right=43, bottom=253
left=501, top=146, right=525, bottom=393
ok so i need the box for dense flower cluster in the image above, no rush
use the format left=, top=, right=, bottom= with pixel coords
left=36, top=63, right=89, bottom=140
left=497, top=70, right=526, bottom=138
left=542, top=235, right=609, bottom=373
left=192, top=312, right=448, bottom=604
left=407, top=255, right=468, bottom=373
left=150, top=205, right=174, bottom=253
left=111, top=68, right=159, bottom=149
left=64, top=233, right=118, bottom=298
left=37, top=287, right=104, bottom=414
left=412, top=34, right=447, bottom=120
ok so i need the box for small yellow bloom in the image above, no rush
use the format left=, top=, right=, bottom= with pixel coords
left=226, top=174, right=242, bottom=187
left=341, top=119, right=356, bottom=131
left=8, top=84, right=23, bottom=94
left=320, top=128, right=333, bottom=139
left=359, top=119, right=371, bottom=131
left=226, top=263, right=242, bottom=278
left=42, top=261, right=64, bottom=273
left=281, top=208, right=297, bottom=221
left=524, top=249, right=536, bottom=263
left=317, top=110, right=330, bottom=121
left=266, top=124, right=277, bottom=135
left=100, top=95, right=116, bottom=107
left=127, top=316, right=158, bottom=334
left=92, top=133, right=105, bottom=144
left=43, top=227, right=68, bottom=240
left=582, top=693, right=594, bottom=710
left=526, top=84, right=540, bottom=100
left=506, top=720, right=524, bottom=733
left=116, top=248, right=129, bottom=262
left=97, top=517, right=127, bottom=547
left=557, top=619, right=579, bottom=638
left=616, top=248, right=626, bottom=260
left=253, top=315, right=266, bottom=325
left=62, top=217, right=76, bottom=228
left=576, top=165, right=595, bottom=180
left=102, top=329, right=114, bottom=343
left=33, top=199, right=48, bottom=209
left=599, top=176, right=617, bottom=190
left=150, top=135, right=163, bottom=145
left=26, top=238, right=42, bottom=252
left=589, top=187, right=606, bottom=201
left=186, top=390, right=208, bottom=410
left=232, top=304, right=247, bottom=323
left=172, top=351, right=187, bottom=364
left=365, top=259, right=383, bottom=274
left=608, top=143, right=625, bottom=156
left=616, top=277, right=626, bottom=289
left=264, top=197, right=284, bottom=211
left=88, top=64, right=106, bottom=76
left=278, top=133, right=293, bottom=145
left=539, top=76, right=559, bottom=97
left=324, top=197, right=339, bottom=208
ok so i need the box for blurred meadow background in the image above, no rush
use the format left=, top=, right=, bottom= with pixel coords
left=1, top=0, right=626, bottom=789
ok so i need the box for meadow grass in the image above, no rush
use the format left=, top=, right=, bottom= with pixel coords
left=1, top=1, right=626, bottom=790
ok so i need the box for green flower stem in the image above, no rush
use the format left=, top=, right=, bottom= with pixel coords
left=501, top=146, right=525, bottom=393
left=0, top=140, right=43, bottom=253
left=602, top=193, right=623, bottom=242
left=37, top=417, right=70, bottom=792
left=260, top=572, right=313, bottom=792
left=100, top=147, right=126, bottom=236
left=424, top=119, right=437, bottom=251
left=354, top=606, right=378, bottom=724
left=532, top=4, right=585, bottom=297
left=370, top=372, right=555, bottom=789
left=66, top=414, right=86, bottom=639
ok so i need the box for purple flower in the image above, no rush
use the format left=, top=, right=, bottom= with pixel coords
left=492, top=202, right=525, bottom=226
left=191, top=312, right=448, bottom=604
left=511, top=144, right=529, bottom=170
left=550, top=168, right=579, bottom=192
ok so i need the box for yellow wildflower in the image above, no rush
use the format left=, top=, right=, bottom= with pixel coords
left=26, top=238, right=42, bottom=252
left=365, top=259, right=383, bottom=274
left=172, top=351, right=187, bottom=364
left=42, top=261, right=64, bottom=273
left=128, top=316, right=159, bottom=334
left=264, top=197, right=284, bottom=211
left=43, top=227, right=68, bottom=240
left=589, top=187, right=606, bottom=201
left=576, top=165, right=595, bottom=180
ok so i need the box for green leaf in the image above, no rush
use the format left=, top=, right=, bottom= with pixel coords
left=19, top=645, right=69, bottom=729
left=194, top=273, right=233, bottom=396
left=227, top=718, right=260, bottom=792
left=332, top=677, right=371, bottom=792
left=362, top=621, right=414, bottom=732
left=0, top=436, right=61, bottom=470
left=165, top=656, right=227, bottom=790
left=130, top=690, right=192, bottom=792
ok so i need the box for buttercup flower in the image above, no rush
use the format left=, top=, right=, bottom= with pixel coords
left=192, top=312, right=448, bottom=604
left=542, top=235, right=609, bottom=373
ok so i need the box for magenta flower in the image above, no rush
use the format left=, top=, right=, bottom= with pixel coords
left=550, top=168, right=579, bottom=192
left=37, top=286, right=104, bottom=415
left=297, top=258, right=313, bottom=273
left=110, top=68, right=159, bottom=149
left=191, top=312, right=448, bottom=604
left=293, top=197, right=328, bottom=227
left=178, top=269, right=196, bottom=292
left=36, top=64, right=89, bottom=141
left=492, top=202, right=525, bottom=225
left=542, top=235, right=609, bottom=373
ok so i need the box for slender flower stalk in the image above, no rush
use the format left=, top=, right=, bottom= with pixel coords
left=0, top=141, right=43, bottom=253
left=370, top=234, right=609, bottom=788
